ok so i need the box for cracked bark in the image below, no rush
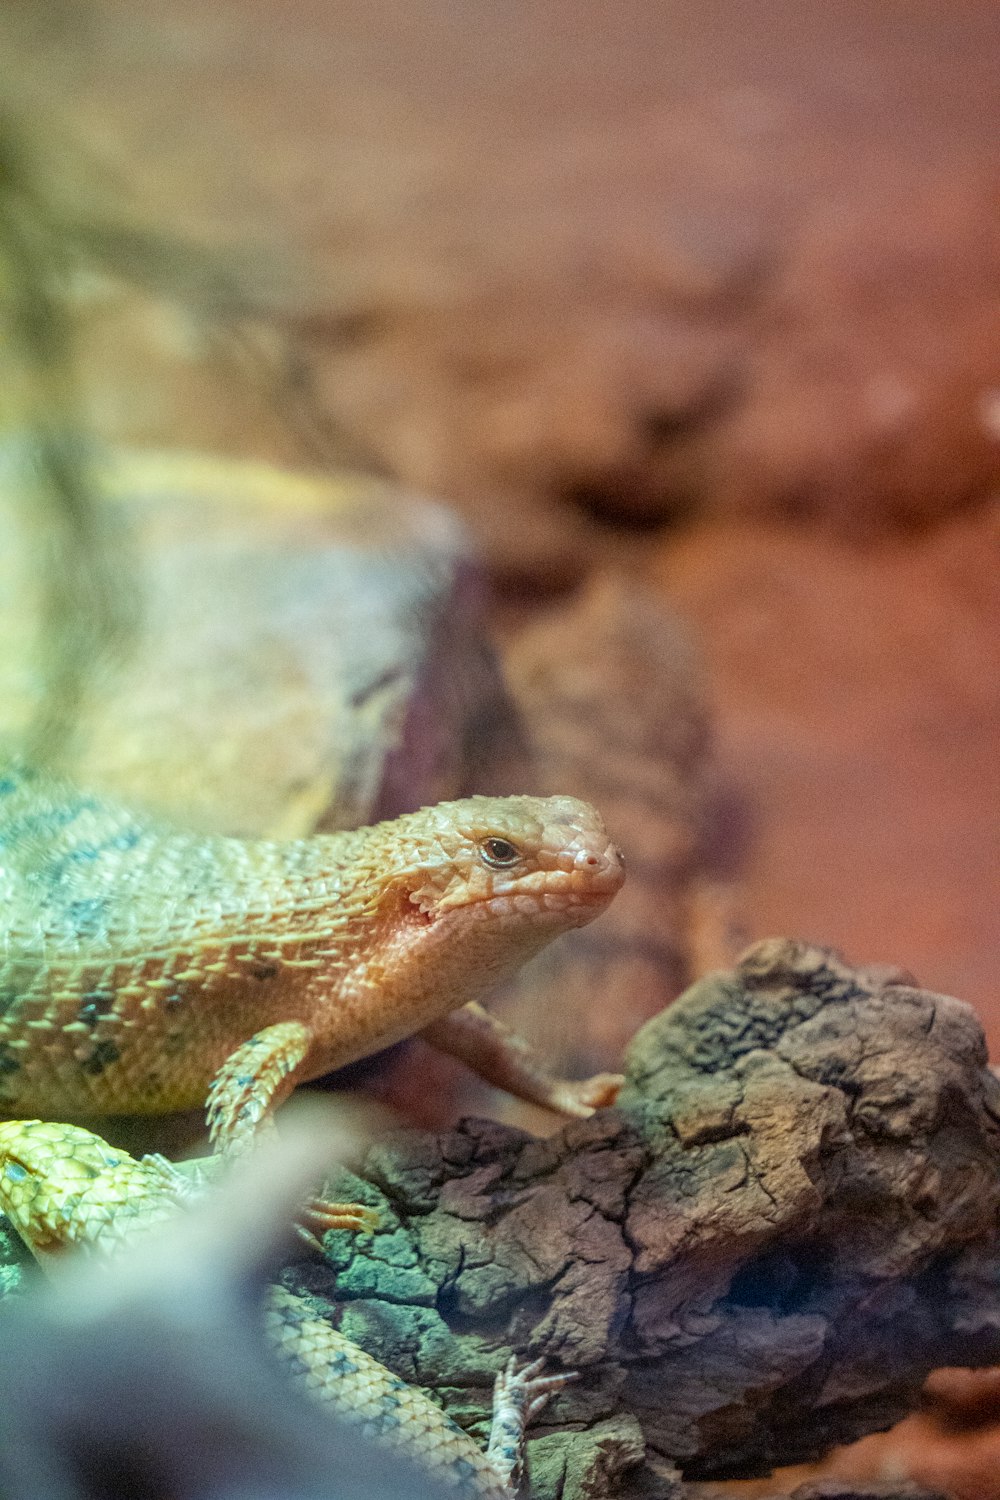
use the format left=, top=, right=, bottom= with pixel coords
left=287, top=939, right=1000, bottom=1500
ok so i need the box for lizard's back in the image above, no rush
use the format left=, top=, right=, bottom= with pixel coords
left=0, top=766, right=358, bottom=1115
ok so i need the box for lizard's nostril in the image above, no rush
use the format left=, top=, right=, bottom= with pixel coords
left=585, top=855, right=599, bottom=868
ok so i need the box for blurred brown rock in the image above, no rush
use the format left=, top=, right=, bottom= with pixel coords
left=479, top=573, right=735, bottom=1107
left=0, top=447, right=499, bottom=837
left=785, top=1485, right=949, bottom=1500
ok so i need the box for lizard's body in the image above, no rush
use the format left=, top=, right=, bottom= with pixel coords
left=0, top=1118, right=571, bottom=1499
left=0, top=767, right=624, bottom=1151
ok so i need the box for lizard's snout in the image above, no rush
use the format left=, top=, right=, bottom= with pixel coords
left=577, top=839, right=625, bottom=897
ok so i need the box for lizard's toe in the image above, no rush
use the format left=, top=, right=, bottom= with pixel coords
left=555, top=1071, right=625, bottom=1116
left=494, top=1356, right=578, bottom=1420
left=301, top=1196, right=379, bottom=1237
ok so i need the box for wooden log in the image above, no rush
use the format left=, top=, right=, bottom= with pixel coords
left=291, top=939, right=1000, bottom=1498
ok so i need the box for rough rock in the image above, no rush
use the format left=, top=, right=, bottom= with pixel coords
left=277, top=940, right=1000, bottom=1495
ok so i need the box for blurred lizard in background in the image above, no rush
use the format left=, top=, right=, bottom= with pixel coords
left=0, top=1116, right=575, bottom=1499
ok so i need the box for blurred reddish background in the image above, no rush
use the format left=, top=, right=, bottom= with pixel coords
left=4, top=4, right=1000, bottom=1491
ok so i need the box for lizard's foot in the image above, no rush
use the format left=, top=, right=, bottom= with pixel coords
left=295, top=1195, right=379, bottom=1253
left=487, top=1355, right=578, bottom=1486
left=550, top=1071, right=625, bottom=1117
left=494, top=1353, right=577, bottom=1424
left=303, top=1195, right=379, bottom=1234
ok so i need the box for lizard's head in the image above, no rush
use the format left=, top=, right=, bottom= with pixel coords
left=0, top=1119, right=136, bottom=1257
left=371, top=794, right=624, bottom=939
left=0, top=1120, right=186, bottom=1260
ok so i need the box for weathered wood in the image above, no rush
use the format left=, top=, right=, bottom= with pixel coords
left=290, top=940, right=1000, bottom=1498
left=775, top=1485, right=948, bottom=1500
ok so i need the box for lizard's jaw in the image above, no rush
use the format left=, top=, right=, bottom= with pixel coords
left=401, top=834, right=624, bottom=934
left=426, top=873, right=622, bottom=933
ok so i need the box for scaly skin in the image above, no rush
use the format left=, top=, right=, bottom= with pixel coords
left=0, top=1119, right=574, bottom=1498
left=0, top=767, right=625, bottom=1152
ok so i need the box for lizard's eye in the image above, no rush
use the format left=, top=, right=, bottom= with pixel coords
left=479, top=836, right=522, bottom=869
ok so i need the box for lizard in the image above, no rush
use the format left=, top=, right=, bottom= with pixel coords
left=0, top=766, right=625, bottom=1163
left=0, top=1117, right=575, bottom=1499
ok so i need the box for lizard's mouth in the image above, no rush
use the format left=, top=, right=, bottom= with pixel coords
left=404, top=855, right=623, bottom=925
left=402, top=898, right=436, bottom=928
left=434, top=886, right=616, bottom=925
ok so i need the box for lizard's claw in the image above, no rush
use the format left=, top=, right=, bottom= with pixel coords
left=138, top=1161, right=380, bottom=1251
left=493, top=1354, right=578, bottom=1424
left=551, top=1071, right=624, bottom=1117
left=295, top=1196, right=379, bottom=1251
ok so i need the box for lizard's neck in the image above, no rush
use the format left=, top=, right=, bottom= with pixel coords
left=124, top=825, right=379, bottom=946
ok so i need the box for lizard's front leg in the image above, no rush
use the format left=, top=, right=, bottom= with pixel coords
left=420, top=1003, right=623, bottom=1118
left=206, top=1020, right=314, bottom=1157
left=206, top=1022, right=377, bottom=1240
